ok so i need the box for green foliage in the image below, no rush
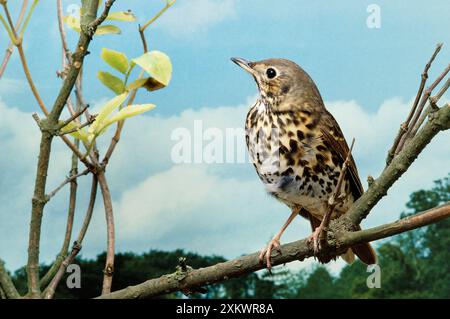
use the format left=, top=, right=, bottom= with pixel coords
left=60, top=6, right=173, bottom=154
left=97, top=71, right=125, bottom=94
left=131, top=51, right=173, bottom=90
left=100, top=48, right=129, bottom=75
left=63, top=4, right=136, bottom=36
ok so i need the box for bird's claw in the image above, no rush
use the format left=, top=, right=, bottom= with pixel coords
left=308, top=226, right=324, bottom=254
left=259, top=238, right=281, bottom=270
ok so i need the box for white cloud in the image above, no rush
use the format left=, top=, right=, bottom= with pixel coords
left=0, top=78, right=25, bottom=95
left=155, top=0, right=235, bottom=36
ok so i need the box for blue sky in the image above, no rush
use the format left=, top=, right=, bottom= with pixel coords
left=0, top=0, right=449, bottom=275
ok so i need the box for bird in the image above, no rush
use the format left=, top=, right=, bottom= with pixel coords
left=231, top=57, right=377, bottom=269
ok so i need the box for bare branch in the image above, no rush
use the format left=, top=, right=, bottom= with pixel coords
left=43, top=175, right=98, bottom=298
left=0, top=259, right=20, bottom=299
left=46, top=168, right=89, bottom=201
left=59, top=116, right=95, bottom=136
left=317, top=138, right=355, bottom=250
left=90, top=0, right=115, bottom=30
left=386, top=43, right=443, bottom=165
left=57, top=105, right=89, bottom=130
left=96, top=203, right=449, bottom=299
left=139, top=0, right=177, bottom=32
left=97, top=172, right=116, bottom=295
left=103, top=1, right=176, bottom=164
left=395, top=63, right=450, bottom=154
left=25, top=0, right=111, bottom=298
left=56, top=0, right=71, bottom=63
left=40, top=143, right=81, bottom=288
left=0, top=0, right=28, bottom=78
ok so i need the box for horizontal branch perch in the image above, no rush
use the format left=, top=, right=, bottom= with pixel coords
left=96, top=204, right=450, bottom=299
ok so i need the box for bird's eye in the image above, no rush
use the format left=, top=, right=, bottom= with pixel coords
left=266, top=67, right=277, bottom=79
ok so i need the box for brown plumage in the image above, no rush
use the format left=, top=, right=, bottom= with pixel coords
left=232, top=57, right=377, bottom=268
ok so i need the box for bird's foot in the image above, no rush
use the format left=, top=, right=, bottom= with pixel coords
left=308, top=225, right=324, bottom=254
left=259, top=237, right=281, bottom=271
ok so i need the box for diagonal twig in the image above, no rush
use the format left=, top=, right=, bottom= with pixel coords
left=0, top=0, right=28, bottom=78
left=386, top=43, right=443, bottom=165
left=43, top=175, right=99, bottom=298
left=46, top=168, right=90, bottom=201
left=394, top=63, right=450, bottom=155
left=316, top=138, right=355, bottom=251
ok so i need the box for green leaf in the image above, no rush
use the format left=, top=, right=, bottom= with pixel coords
left=89, top=92, right=129, bottom=135
left=127, top=77, right=166, bottom=92
left=131, top=51, right=172, bottom=88
left=59, top=121, right=89, bottom=143
left=63, top=16, right=81, bottom=33
left=63, top=17, right=121, bottom=36
left=106, top=11, right=136, bottom=22
left=97, top=71, right=125, bottom=94
left=100, top=104, right=155, bottom=132
left=100, top=48, right=129, bottom=74
left=95, top=25, right=121, bottom=35
left=108, top=104, right=155, bottom=123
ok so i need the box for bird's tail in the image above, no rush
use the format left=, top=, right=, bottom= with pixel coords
left=341, top=249, right=355, bottom=264
left=340, top=243, right=377, bottom=265
left=351, top=242, right=377, bottom=265
left=349, top=224, right=377, bottom=265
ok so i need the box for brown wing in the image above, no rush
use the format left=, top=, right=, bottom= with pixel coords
left=320, top=110, right=364, bottom=199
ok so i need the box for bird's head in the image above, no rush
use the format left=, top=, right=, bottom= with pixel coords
left=231, top=57, right=323, bottom=113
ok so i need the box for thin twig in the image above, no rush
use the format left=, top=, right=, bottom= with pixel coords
left=139, top=0, right=177, bottom=32
left=17, top=43, right=49, bottom=115
left=59, top=117, right=96, bottom=135
left=25, top=0, right=109, bottom=298
left=317, top=138, right=355, bottom=250
left=395, top=63, right=450, bottom=154
left=98, top=172, right=115, bottom=295
left=410, top=76, right=450, bottom=137
left=56, top=0, right=71, bottom=63
left=43, top=175, right=98, bottom=298
left=40, top=140, right=81, bottom=288
left=347, top=104, right=450, bottom=225
left=57, top=105, right=89, bottom=130
left=90, top=0, right=115, bottom=29
left=4, top=1, right=49, bottom=116
left=386, top=43, right=442, bottom=165
left=102, top=1, right=176, bottom=164
left=0, top=259, right=20, bottom=299
left=0, top=0, right=28, bottom=78
left=46, top=168, right=89, bottom=200
left=102, top=75, right=142, bottom=164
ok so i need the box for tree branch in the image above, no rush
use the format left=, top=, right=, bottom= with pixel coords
left=25, top=0, right=112, bottom=298
left=103, top=1, right=176, bottom=164
left=345, top=103, right=450, bottom=226
left=0, top=0, right=28, bottom=78
left=43, top=175, right=98, bottom=298
left=98, top=172, right=116, bottom=295
left=39, top=144, right=83, bottom=288
left=0, top=259, right=20, bottom=299
left=96, top=204, right=449, bottom=299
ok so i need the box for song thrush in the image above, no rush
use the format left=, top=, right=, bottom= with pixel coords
left=231, top=57, right=377, bottom=269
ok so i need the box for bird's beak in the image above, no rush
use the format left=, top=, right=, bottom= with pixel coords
left=231, top=57, right=255, bottom=75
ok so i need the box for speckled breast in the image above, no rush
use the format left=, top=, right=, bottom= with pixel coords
left=245, top=100, right=352, bottom=218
